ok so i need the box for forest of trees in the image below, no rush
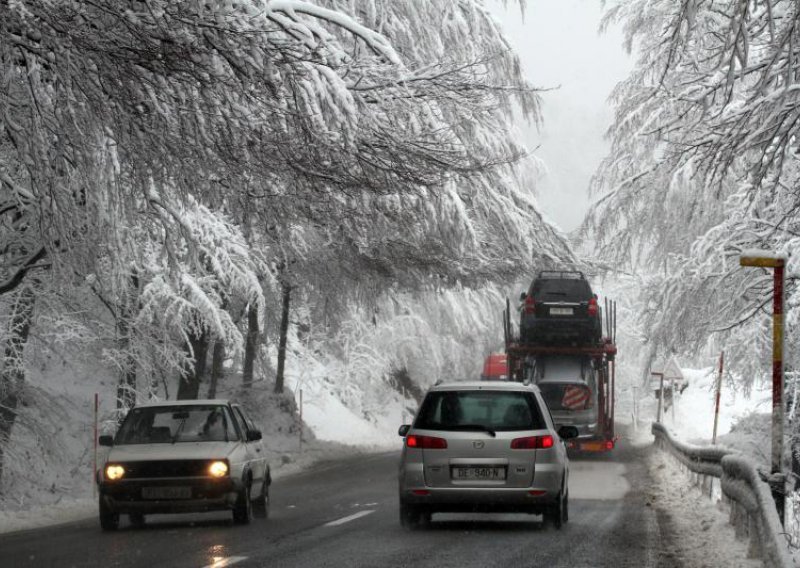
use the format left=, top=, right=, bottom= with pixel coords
left=0, top=1, right=571, bottom=485
left=586, top=0, right=800, bottom=400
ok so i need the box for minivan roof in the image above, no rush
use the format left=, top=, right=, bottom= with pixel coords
left=133, top=399, right=231, bottom=408
left=430, top=381, right=538, bottom=393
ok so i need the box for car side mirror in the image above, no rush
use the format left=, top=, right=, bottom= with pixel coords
left=558, top=426, right=580, bottom=440
left=398, top=424, right=411, bottom=437
left=246, top=429, right=262, bottom=442
left=519, top=292, right=527, bottom=301
left=98, top=435, right=114, bottom=447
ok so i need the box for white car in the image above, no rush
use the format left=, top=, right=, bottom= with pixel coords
left=398, top=381, right=578, bottom=529
left=97, top=399, right=270, bottom=530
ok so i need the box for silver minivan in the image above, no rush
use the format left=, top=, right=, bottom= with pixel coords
left=398, top=381, right=578, bottom=529
left=528, top=355, right=598, bottom=440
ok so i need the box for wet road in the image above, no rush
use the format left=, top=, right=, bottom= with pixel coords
left=0, top=433, right=675, bottom=568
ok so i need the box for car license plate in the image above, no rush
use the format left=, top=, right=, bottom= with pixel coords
left=141, top=486, right=192, bottom=500
left=452, top=467, right=505, bottom=480
left=550, top=307, right=573, bottom=316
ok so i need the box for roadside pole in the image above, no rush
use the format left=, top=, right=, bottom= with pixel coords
left=712, top=351, right=724, bottom=444
left=671, top=377, right=676, bottom=423
left=93, top=393, right=98, bottom=498
left=740, top=253, right=786, bottom=526
left=652, top=372, right=665, bottom=423
left=298, top=389, right=303, bottom=453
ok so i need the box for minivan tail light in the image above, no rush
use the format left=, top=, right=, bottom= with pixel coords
left=406, top=435, right=448, bottom=449
left=511, top=435, right=554, bottom=449
left=524, top=295, right=535, bottom=314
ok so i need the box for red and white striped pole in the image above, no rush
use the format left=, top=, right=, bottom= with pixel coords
left=740, top=253, right=786, bottom=525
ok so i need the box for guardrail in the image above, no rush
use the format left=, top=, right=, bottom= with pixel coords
left=652, top=422, right=793, bottom=567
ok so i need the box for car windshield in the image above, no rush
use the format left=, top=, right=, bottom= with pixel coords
left=532, top=278, right=592, bottom=301
left=115, top=405, right=239, bottom=444
left=414, top=391, right=545, bottom=432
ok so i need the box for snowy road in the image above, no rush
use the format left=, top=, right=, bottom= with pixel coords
left=1, top=435, right=675, bottom=568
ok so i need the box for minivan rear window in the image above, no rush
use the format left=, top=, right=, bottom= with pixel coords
left=414, top=391, right=545, bottom=432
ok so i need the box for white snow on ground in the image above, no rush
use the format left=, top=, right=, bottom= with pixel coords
left=653, top=366, right=771, bottom=445
left=648, top=449, right=761, bottom=568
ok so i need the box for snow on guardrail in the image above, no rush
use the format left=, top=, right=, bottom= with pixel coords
left=652, top=422, right=793, bottom=567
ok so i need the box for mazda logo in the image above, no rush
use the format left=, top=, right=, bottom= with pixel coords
left=473, top=441, right=485, bottom=449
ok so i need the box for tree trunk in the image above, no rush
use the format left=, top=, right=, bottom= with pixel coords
left=242, top=304, right=259, bottom=387
left=0, top=287, right=35, bottom=486
left=207, top=340, right=225, bottom=398
left=274, top=284, right=291, bottom=394
left=177, top=326, right=210, bottom=400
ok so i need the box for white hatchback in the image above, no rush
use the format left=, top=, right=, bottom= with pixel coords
left=97, top=399, right=270, bottom=530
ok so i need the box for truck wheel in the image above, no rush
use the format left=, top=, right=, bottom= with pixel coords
left=233, top=483, right=252, bottom=525
left=99, top=497, right=119, bottom=531
left=399, top=502, right=422, bottom=529
left=253, top=480, right=269, bottom=519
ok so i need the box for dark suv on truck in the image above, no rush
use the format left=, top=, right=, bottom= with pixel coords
left=519, top=271, right=601, bottom=345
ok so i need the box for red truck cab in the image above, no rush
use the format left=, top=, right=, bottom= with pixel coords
left=481, top=353, right=509, bottom=380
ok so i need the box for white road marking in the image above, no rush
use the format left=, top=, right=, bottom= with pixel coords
left=201, top=556, right=248, bottom=568
left=324, top=509, right=376, bottom=527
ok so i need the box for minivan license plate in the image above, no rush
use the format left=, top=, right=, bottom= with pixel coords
left=550, top=307, right=573, bottom=316
left=142, top=486, right=192, bottom=499
left=452, top=467, right=505, bottom=480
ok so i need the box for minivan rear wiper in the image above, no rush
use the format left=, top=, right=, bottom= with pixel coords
left=455, top=424, right=496, bottom=437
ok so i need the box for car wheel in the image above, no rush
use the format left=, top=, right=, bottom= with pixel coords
left=128, top=513, right=146, bottom=528
left=253, top=480, right=269, bottom=519
left=99, top=497, right=119, bottom=531
left=399, top=502, right=422, bottom=529
left=547, top=486, right=568, bottom=530
left=233, top=482, right=253, bottom=525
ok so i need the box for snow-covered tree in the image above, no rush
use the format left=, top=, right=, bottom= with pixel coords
left=587, top=0, right=800, bottom=391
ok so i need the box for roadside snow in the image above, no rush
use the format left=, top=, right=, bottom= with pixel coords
left=658, top=367, right=771, bottom=445
left=648, top=449, right=761, bottom=568
left=0, top=498, right=96, bottom=534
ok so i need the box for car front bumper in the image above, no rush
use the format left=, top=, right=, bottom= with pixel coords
left=99, top=477, right=243, bottom=515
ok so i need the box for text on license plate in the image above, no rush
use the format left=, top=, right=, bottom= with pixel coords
left=550, top=307, right=574, bottom=316
left=452, top=467, right=505, bottom=480
left=142, top=486, right=192, bottom=499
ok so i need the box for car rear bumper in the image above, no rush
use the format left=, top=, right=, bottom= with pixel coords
left=399, top=462, right=562, bottom=513
left=99, top=477, right=243, bottom=514
left=521, top=316, right=598, bottom=334
left=399, top=487, right=558, bottom=513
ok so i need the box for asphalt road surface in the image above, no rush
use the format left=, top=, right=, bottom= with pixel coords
left=0, top=431, right=679, bottom=568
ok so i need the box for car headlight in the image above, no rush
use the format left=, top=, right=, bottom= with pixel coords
left=105, top=464, right=125, bottom=481
left=208, top=460, right=229, bottom=478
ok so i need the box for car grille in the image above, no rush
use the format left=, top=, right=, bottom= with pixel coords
left=121, top=460, right=212, bottom=479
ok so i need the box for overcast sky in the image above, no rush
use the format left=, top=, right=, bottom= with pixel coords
left=488, top=0, right=632, bottom=232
